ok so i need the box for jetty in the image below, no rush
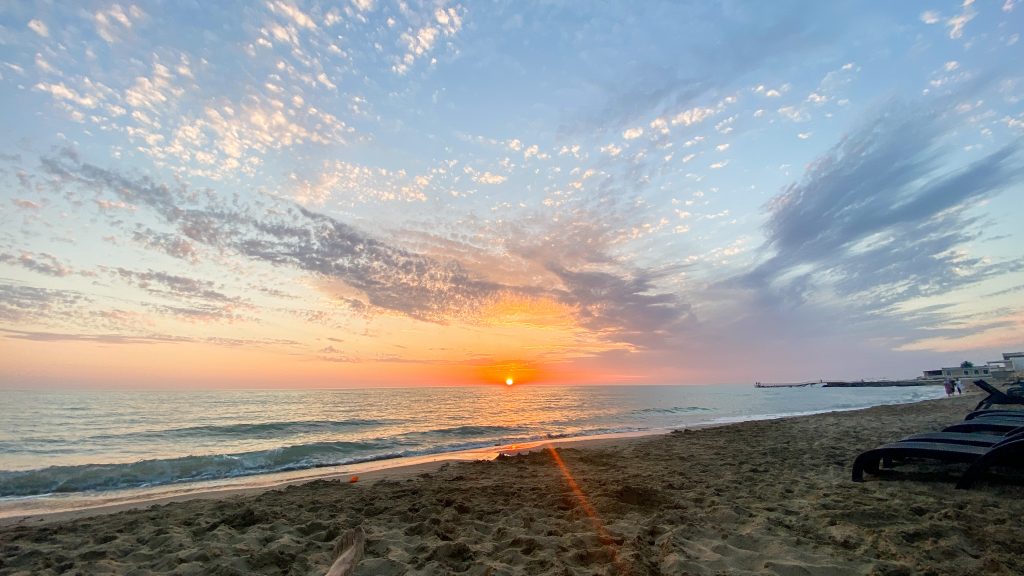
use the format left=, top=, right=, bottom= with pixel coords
left=754, top=381, right=819, bottom=388
left=755, top=379, right=942, bottom=388
left=821, top=380, right=936, bottom=387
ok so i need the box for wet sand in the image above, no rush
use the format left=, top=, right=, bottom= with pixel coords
left=3, top=392, right=1024, bottom=575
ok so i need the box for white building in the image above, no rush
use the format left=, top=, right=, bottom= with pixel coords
left=1003, top=352, right=1024, bottom=371
left=921, top=351, right=1022, bottom=382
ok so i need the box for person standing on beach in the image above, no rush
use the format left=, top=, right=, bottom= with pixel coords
left=955, top=378, right=963, bottom=395
left=944, top=379, right=954, bottom=397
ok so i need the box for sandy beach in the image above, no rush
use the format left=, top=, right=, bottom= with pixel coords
left=3, top=392, right=1024, bottom=575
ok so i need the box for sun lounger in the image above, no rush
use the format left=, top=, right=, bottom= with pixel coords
left=965, top=409, right=1024, bottom=421
left=972, top=379, right=1024, bottom=410
left=852, top=436, right=1024, bottom=488
left=942, top=419, right=1024, bottom=434
left=899, top=431, right=1013, bottom=447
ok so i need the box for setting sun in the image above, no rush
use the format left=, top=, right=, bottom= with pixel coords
left=474, top=361, right=542, bottom=387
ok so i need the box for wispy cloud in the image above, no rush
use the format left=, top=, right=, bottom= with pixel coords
left=0, top=284, right=88, bottom=324
left=740, top=98, right=1024, bottom=320
left=0, top=251, right=74, bottom=277
left=561, top=2, right=847, bottom=136
left=110, top=268, right=243, bottom=304
left=36, top=150, right=694, bottom=348
left=547, top=264, right=692, bottom=347
left=94, top=4, right=145, bottom=44
left=27, top=19, right=49, bottom=38
left=0, top=328, right=297, bottom=348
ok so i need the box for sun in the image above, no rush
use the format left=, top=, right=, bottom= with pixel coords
left=505, top=377, right=514, bottom=386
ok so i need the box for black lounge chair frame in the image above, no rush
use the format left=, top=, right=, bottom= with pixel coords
left=965, top=409, right=1024, bottom=421
left=852, top=437, right=1024, bottom=488
left=973, top=379, right=1024, bottom=411
left=899, top=431, right=1015, bottom=447
left=943, top=419, right=1024, bottom=434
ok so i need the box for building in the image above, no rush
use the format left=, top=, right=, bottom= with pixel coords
left=922, top=352, right=1022, bottom=382
left=1003, top=352, right=1024, bottom=372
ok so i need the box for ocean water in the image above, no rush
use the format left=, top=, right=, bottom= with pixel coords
left=0, top=384, right=944, bottom=517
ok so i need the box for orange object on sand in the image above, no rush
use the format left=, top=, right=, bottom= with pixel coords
left=349, top=475, right=359, bottom=483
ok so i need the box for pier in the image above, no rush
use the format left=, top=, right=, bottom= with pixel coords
left=754, top=381, right=819, bottom=388
left=821, top=380, right=936, bottom=387
left=754, top=379, right=942, bottom=388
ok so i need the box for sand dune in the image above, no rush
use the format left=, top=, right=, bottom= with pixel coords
left=3, top=393, right=1024, bottom=575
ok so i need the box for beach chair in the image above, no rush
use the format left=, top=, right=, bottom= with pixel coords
left=899, top=431, right=1015, bottom=447
left=852, top=436, right=1024, bottom=488
left=972, top=379, right=1024, bottom=411
left=942, top=418, right=1024, bottom=434
left=899, top=426, right=1024, bottom=447
left=965, top=409, right=1024, bottom=421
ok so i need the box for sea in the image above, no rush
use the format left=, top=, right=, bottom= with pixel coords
left=0, top=383, right=945, bottom=518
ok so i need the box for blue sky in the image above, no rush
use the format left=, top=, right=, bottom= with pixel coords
left=0, top=0, right=1022, bottom=387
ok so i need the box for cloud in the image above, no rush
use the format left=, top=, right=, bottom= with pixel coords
left=267, top=1, right=317, bottom=30
left=131, top=228, right=199, bottom=262
left=351, top=0, right=375, bottom=13
left=946, top=1, right=977, bottom=39
left=37, top=151, right=694, bottom=348
left=40, top=153, right=501, bottom=324
left=111, top=268, right=242, bottom=304
left=473, top=171, right=507, bottom=185
left=27, top=19, right=49, bottom=38
left=34, top=82, right=100, bottom=108
left=392, top=5, right=464, bottom=75
left=777, top=105, right=809, bottom=122
left=0, top=328, right=184, bottom=344
left=600, top=144, right=622, bottom=157
left=622, top=127, right=644, bottom=140
left=12, top=199, right=41, bottom=210
left=560, top=2, right=846, bottom=135
left=0, top=328, right=297, bottom=348
left=145, top=303, right=246, bottom=323
left=669, top=106, right=717, bottom=127
left=0, top=284, right=88, bottom=323
left=739, top=98, right=1024, bottom=319
left=0, top=251, right=73, bottom=277
left=547, top=264, right=692, bottom=347
left=289, top=160, right=431, bottom=205
left=94, top=4, right=145, bottom=44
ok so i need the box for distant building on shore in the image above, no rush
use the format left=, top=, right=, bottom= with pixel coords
left=921, top=351, right=1023, bottom=382
left=1003, top=352, right=1024, bottom=371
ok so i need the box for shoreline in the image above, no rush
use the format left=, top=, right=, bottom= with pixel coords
left=6, top=392, right=1024, bottom=575
left=0, top=392, right=945, bottom=526
left=0, top=430, right=661, bottom=527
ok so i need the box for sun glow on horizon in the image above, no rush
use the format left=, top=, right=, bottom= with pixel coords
left=506, top=377, right=514, bottom=386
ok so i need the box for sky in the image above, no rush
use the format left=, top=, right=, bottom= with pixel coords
left=0, top=1, right=1022, bottom=388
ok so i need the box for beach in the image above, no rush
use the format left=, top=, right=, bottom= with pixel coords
left=3, top=392, right=1023, bottom=575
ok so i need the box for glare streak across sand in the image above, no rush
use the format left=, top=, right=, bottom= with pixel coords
left=545, top=445, right=630, bottom=574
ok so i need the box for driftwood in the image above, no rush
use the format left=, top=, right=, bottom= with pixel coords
left=325, top=527, right=365, bottom=576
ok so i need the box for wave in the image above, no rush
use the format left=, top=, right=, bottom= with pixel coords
left=0, top=424, right=638, bottom=498
left=393, top=425, right=527, bottom=441
left=84, top=418, right=394, bottom=442
left=0, top=440, right=394, bottom=497
left=631, top=406, right=711, bottom=415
